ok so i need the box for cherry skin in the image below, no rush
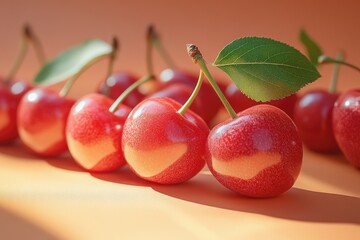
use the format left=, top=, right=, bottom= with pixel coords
left=225, top=83, right=298, bottom=119
left=17, top=88, right=75, bottom=157
left=159, top=68, right=223, bottom=124
left=98, top=72, right=145, bottom=108
left=207, top=105, right=302, bottom=198
left=66, top=93, right=131, bottom=172
left=149, top=83, right=203, bottom=118
left=332, top=90, right=360, bottom=167
left=293, top=89, right=339, bottom=152
left=0, top=80, right=31, bottom=143
left=122, top=97, right=209, bottom=184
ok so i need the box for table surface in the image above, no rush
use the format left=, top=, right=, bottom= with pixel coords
left=0, top=142, right=359, bottom=240
left=1, top=0, right=360, bottom=239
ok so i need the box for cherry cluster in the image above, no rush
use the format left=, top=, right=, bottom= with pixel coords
left=0, top=26, right=358, bottom=199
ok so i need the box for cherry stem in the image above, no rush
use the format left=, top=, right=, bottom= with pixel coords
left=149, top=25, right=177, bottom=69
left=177, top=70, right=204, bottom=115
left=329, top=51, right=344, bottom=94
left=186, top=44, right=237, bottom=119
left=319, top=55, right=360, bottom=73
left=146, top=25, right=155, bottom=76
left=59, top=72, right=80, bottom=97
left=5, top=27, right=29, bottom=84
left=4, top=24, right=46, bottom=85
left=109, top=74, right=155, bottom=113
left=103, top=37, right=119, bottom=96
left=60, top=38, right=119, bottom=98
left=26, top=24, right=46, bottom=65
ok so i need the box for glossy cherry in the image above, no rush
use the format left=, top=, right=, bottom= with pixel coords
left=17, top=88, right=75, bottom=157
left=207, top=105, right=302, bottom=198
left=0, top=80, right=31, bottom=143
left=98, top=72, right=145, bottom=108
left=122, top=97, right=209, bottom=184
left=293, top=89, right=339, bottom=152
left=66, top=93, right=131, bottom=172
left=225, top=83, right=298, bottom=118
left=159, top=68, right=223, bottom=124
left=332, top=90, right=360, bottom=167
left=149, top=83, right=204, bottom=118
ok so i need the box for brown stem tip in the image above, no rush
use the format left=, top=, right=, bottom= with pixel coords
left=147, top=24, right=158, bottom=41
left=112, top=37, right=119, bottom=53
left=186, top=44, right=202, bottom=62
left=23, top=24, right=32, bottom=39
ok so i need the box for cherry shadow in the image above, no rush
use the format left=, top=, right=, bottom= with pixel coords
left=151, top=172, right=360, bottom=224
left=0, top=144, right=84, bottom=172
left=91, top=166, right=152, bottom=187
left=45, top=157, right=84, bottom=173
left=302, top=150, right=360, bottom=195
left=0, top=206, right=59, bottom=240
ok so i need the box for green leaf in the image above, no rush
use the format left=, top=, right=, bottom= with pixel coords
left=213, top=37, right=321, bottom=102
left=299, top=29, right=323, bottom=66
left=34, top=39, right=112, bottom=85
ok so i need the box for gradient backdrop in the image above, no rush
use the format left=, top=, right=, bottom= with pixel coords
left=1, top=0, right=359, bottom=97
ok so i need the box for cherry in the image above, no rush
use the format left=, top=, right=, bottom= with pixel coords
left=332, top=90, right=360, bottom=167
left=0, top=81, right=31, bottom=143
left=66, top=93, right=131, bottom=172
left=293, top=90, right=339, bottom=152
left=149, top=83, right=204, bottom=119
left=293, top=52, right=344, bottom=153
left=186, top=44, right=303, bottom=197
left=97, top=72, right=145, bottom=108
left=17, top=88, right=75, bottom=157
left=225, top=83, right=298, bottom=118
left=159, top=68, right=223, bottom=124
left=121, top=97, right=209, bottom=184
left=207, top=105, right=302, bottom=198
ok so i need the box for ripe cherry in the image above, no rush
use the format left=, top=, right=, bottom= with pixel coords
left=149, top=83, right=203, bottom=118
left=332, top=90, right=360, bottom=167
left=66, top=93, right=131, bottom=172
left=122, top=97, right=209, bottom=184
left=293, top=90, right=339, bottom=152
left=17, top=88, right=75, bottom=157
left=159, top=68, right=223, bottom=124
left=207, top=105, right=303, bottom=198
left=98, top=72, right=145, bottom=108
left=225, top=83, right=298, bottom=118
left=0, top=81, right=31, bottom=143
left=293, top=52, right=344, bottom=153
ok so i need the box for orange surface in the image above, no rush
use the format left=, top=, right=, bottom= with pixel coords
left=1, top=0, right=360, bottom=239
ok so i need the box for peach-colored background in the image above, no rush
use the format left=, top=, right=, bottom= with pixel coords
left=1, top=1, right=360, bottom=239
left=1, top=0, right=360, bottom=96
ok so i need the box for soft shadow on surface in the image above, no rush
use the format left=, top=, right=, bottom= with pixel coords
left=302, top=150, right=360, bottom=195
left=91, top=166, right=152, bottom=187
left=152, top=172, right=360, bottom=224
left=0, top=144, right=84, bottom=172
left=45, top=155, right=84, bottom=173
left=0, top=206, right=59, bottom=240
left=0, top=143, right=41, bottom=160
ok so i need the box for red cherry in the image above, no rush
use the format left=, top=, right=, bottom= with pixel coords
left=293, top=89, right=339, bottom=152
left=332, top=90, right=360, bottom=167
left=159, top=69, right=223, bottom=124
left=122, top=97, right=209, bottom=184
left=207, top=105, right=302, bottom=198
left=66, top=93, right=131, bottom=172
left=98, top=72, right=145, bottom=108
left=225, top=83, right=298, bottom=119
left=17, top=88, right=75, bottom=157
left=149, top=83, right=203, bottom=118
left=0, top=80, right=31, bottom=143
